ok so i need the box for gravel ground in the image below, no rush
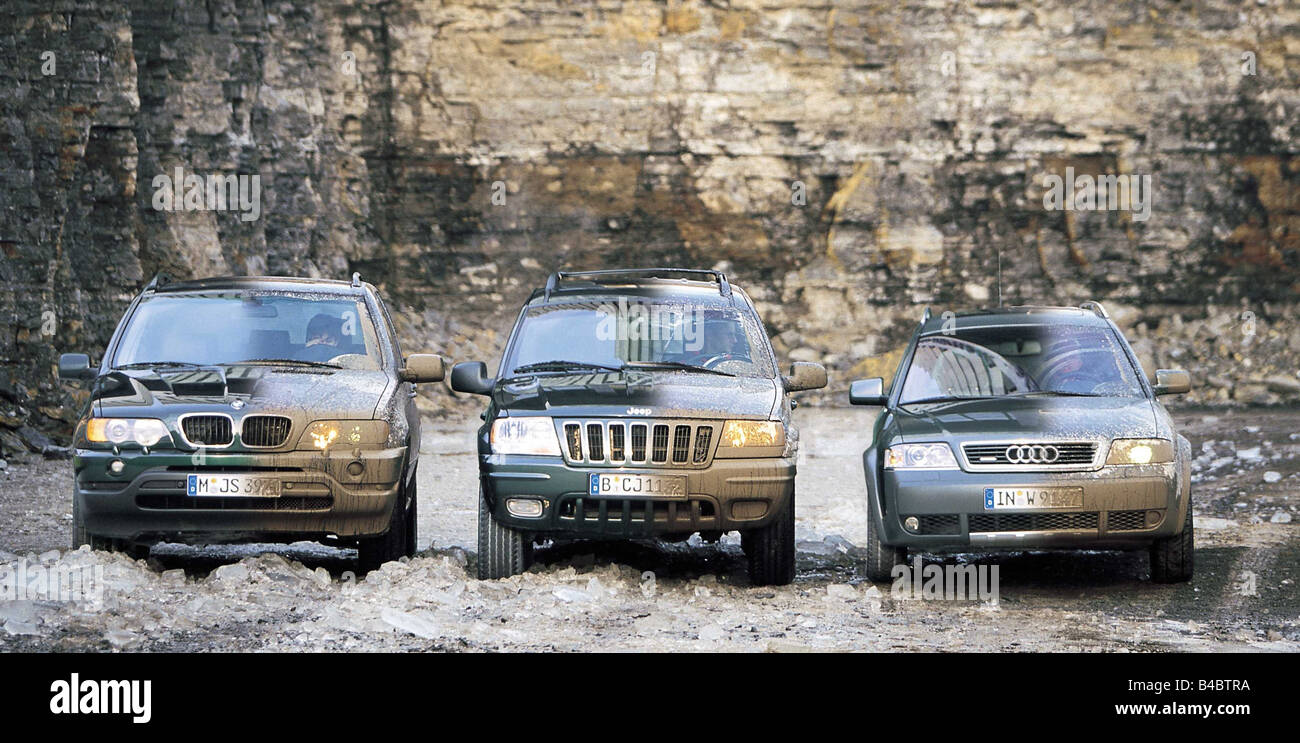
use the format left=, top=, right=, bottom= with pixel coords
left=1, top=407, right=1296, bottom=652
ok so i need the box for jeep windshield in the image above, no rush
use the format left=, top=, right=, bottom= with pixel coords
left=503, top=298, right=775, bottom=378
left=898, top=323, right=1144, bottom=404
left=112, top=291, right=384, bottom=370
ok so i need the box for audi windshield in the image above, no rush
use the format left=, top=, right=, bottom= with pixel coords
left=898, top=323, right=1145, bottom=404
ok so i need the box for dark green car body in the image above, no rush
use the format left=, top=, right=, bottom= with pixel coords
left=850, top=304, right=1195, bottom=582
left=451, top=269, right=827, bottom=584
left=58, top=275, right=444, bottom=570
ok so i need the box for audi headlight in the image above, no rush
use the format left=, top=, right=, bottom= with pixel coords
left=884, top=442, right=959, bottom=469
left=82, top=418, right=171, bottom=448
left=719, top=420, right=784, bottom=448
left=491, top=417, right=561, bottom=456
left=297, top=420, right=390, bottom=451
left=1106, top=438, right=1174, bottom=465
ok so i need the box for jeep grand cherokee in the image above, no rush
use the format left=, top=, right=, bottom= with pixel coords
left=450, top=269, right=827, bottom=585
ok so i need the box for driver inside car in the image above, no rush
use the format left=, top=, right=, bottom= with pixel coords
left=303, top=313, right=345, bottom=362
left=1040, top=336, right=1106, bottom=394
left=704, top=318, right=752, bottom=363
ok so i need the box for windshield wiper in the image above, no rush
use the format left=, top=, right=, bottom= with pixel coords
left=512, top=360, right=626, bottom=374
left=116, top=361, right=206, bottom=370
left=900, top=395, right=998, bottom=405
left=1007, top=390, right=1105, bottom=398
left=231, top=358, right=342, bottom=369
left=623, top=361, right=736, bottom=377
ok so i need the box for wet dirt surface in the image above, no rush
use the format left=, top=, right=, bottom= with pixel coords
left=1, top=407, right=1296, bottom=652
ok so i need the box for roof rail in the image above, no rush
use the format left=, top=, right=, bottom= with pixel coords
left=351, top=271, right=362, bottom=288
left=143, top=273, right=168, bottom=291
left=921, top=306, right=932, bottom=324
left=543, top=268, right=731, bottom=300
left=1080, top=301, right=1109, bottom=319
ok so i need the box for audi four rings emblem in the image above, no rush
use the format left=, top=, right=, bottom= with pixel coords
left=1005, top=444, right=1060, bottom=463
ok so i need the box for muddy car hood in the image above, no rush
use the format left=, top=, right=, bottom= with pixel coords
left=91, top=366, right=392, bottom=420
left=891, top=396, right=1158, bottom=443
left=492, top=371, right=778, bottom=420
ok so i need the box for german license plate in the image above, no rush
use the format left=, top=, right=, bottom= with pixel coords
left=588, top=473, right=686, bottom=499
left=187, top=474, right=281, bottom=497
left=984, top=486, right=1082, bottom=510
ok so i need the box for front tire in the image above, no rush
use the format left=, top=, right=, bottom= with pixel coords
left=744, top=491, right=796, bottom=586
left=476, top=489, right=533, bottom=580
left=1149, top=500, right=1194, bottom=583
left=863, top=505, right=906, bottom=582
left=358, top=485, right=411, bottom=574
left=71, top=496, right=113, bottom=552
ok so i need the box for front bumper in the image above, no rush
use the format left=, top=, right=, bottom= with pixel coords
left=73, top=447, right=406, bottom=544
left=877, top=463, right=1187, bottom=550
left=481, top=454, right=795, bottom=537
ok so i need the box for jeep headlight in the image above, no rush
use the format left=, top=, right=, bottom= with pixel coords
left=82, top=418, right=171, bottom=448
left=298, top=420, right=390, bottom=451
left=884, top=442, right=959, bottom=469
left=720, top=420, right=783, bottom=448
left=1106, top=438, right=1174, bottom=465
left=491, top=417, right=561, bottom=456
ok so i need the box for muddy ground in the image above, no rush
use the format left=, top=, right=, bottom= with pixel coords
left=1, top=407, right=1296, bottom=652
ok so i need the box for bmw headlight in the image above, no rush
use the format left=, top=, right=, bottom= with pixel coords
left=82, top=418, right=172, bottom=448
left=297, top=420, right=390, bottom=451
left=1106, top=438, right=1174, bottom=465
left=884, top=442, right=959, bottom=469
left=491, top=417, right=561, bottom=456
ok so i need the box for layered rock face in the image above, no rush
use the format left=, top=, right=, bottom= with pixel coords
left=2, top=0, right=1298, bottom=454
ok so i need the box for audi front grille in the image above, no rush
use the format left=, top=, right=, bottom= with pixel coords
left=961, top=441, right=1098, bottom=470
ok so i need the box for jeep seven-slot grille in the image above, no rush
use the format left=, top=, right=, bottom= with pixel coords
left=560, top=420, right=717, bottom=467
left=961, top=442, right=1098, bottom=468
left=182, top=415, right=233, bottom=446
left=241, top=415, right=292, bottom=447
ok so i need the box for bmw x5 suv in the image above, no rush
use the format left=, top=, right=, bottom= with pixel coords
left=451, top=269, right=827, bottom=585
left=57, top=274, right=446, bottom=572
left=849, top=303, right=1194, bottom=582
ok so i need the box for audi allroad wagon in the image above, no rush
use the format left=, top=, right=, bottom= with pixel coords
left=450, top=269, right=827, bottom=585
left=57, top=274, right=446, bottom=572
left=849, top=303, right=1194, bottom=582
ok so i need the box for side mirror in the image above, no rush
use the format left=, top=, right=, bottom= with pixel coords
left=783, top=362, right=827, bottom=392
left=1154, top=369, right=1190, bottom=395
left=849, top=377, right=888, bottom=406
left=58, top=353, right=95, bottom=381
left=450, top=361, right=494, bottom=396
left=400, top=354, right=445, bottom=383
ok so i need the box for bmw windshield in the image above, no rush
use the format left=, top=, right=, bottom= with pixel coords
left=898, top=323, right=1145, bottom=404
left=112, top=291, right=384, bottom=370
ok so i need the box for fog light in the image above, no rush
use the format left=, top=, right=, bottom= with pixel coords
left=1146, top=510, right=1163, bottom=527
left=904, top=516, right=920, bottom=532
left=108, top=459, right=125, bottom=474
left=346, top=461, right=364, bottom=477
left=506, top=498, right=544, bottom=518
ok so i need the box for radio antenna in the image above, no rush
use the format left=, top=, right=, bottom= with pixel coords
left=997, top=246, right=1002, bottom=306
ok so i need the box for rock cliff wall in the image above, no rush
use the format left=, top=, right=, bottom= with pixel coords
left=2, top=0, right=1298, bottom=456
